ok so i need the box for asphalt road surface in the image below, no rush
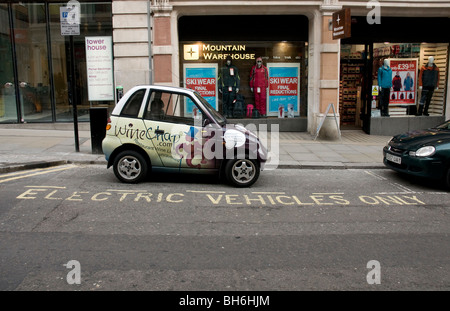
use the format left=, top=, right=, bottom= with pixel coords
left=0, top=164, right=449, bottom=294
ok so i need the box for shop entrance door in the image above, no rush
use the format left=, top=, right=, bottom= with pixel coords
left=339, top=44, right=365, bottom=129
left=339, top=44, right=372, bottom=132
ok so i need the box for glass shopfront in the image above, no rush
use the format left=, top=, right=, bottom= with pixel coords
left=340, top=43, right=448, bottom=124
left=0, top=1, right=113, bottom=124
left=178, top=15, right=309, bottom=119
left=372, top=42, right=448, bottom=117
left=340, top=17, right=450, bottom=133
left=180, top=41, right=308, bottom=118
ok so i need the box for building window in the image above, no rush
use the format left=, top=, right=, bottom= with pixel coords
left=372, top=42, right=448, bottom=116
left=178, top=15, right=309, bottom=119
left=339, top=42, right=448, bottom=128
left=181, top=41, right=308, bottom=118
left=0, top=1, right=113, bottom=124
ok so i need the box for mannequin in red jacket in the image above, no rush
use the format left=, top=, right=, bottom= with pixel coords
left=249, top=57, right=269, bottom=116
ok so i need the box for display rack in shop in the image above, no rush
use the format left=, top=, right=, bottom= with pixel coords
left=339, top=55, right=364, bottom=126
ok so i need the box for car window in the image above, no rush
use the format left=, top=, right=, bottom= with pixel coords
left=120, top=89, right=146, bottom=117
left=194, top=92, right=226, bottom=125
left=144, top=90, right=199, bottom=125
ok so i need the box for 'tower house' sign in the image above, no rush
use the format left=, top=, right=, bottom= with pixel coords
left=85, top=36, right=114, bottom=101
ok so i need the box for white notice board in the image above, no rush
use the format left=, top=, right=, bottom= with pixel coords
left=85, top=36, right=114, bottom=101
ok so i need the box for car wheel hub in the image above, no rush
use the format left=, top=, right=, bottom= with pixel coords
left=119, top=157, right=141, bottom=179
left=232, top=160, right=255, bottom=183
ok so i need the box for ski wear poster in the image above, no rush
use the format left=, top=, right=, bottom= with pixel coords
left=388, top=58, right=418, bottom=105
left=267, top=63, right=300, bottom=116
left=184, top=64, right=218, bottom=115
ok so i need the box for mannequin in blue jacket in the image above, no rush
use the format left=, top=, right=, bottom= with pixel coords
left=377, top=59, right=392, bottom=117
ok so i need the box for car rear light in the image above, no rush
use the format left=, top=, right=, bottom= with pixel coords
left=106, top=117, right=111, bottom=131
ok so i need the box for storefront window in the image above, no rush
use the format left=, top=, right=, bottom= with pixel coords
left=12, top=2, right=52, bottom=122
left=180, top=41, right=308, bottom=118
left=0, top=1, right=113, bottom=124
left=372, top=42, right=448, bottom=117
left=49, top=2, right=113, bottom=122
left=339, top=42, right=448, bottom=128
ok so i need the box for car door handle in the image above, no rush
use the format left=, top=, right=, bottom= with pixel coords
left=155, top=129, right=164, bottom=135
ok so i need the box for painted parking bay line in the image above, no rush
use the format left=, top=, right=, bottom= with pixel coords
left=0, top=165, right=76, bottom=184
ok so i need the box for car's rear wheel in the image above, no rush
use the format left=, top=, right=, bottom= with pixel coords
left=224, top=158, right=260, bottom=187
left=113, top=150, right=148, bottom=183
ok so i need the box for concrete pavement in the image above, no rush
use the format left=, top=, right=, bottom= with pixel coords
left=0, top=123, right=391, bottom=173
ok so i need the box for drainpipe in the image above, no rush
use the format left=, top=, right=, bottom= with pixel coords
left=147, top=0, right=153, bottom=84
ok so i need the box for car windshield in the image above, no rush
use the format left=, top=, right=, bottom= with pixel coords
left=194, top=92, right=227, bottom=126
left=435, top=120, right=450, bottom=130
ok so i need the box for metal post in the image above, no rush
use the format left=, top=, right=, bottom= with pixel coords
left=69, top=35, right=80, bottom=152
left=147, top=0, right=153, bottom=84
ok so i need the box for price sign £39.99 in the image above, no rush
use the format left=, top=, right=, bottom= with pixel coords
left=388, top=58, right=418, bottom=105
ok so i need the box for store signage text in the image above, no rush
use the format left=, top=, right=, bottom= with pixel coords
left=269, top=77, right=298, bottom=96
left=86, top=38, right=108, bottom=50
left=203, top=44, right=245, bottom=52
left=85, top=36, right=114, bottom=101
left=332, top=8, right=351, bottom=40
left=184, top=44, right=255, bottom=61
left=267, top=64, right=300, bottom=116
left=185, top=78, right=216, bottom=96
left=184, top=65, right=218, bottom=112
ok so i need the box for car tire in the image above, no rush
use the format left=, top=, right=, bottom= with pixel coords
left=224, top=158, right=260, bottom=187
left=113, top=150, right=148, bottom=183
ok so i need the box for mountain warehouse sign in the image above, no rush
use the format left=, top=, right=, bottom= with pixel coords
left=332, top=8, right=351, bottom=40
left=204, top=44, right=245, bottom=52
left=184, top=43, right=256, bottom=61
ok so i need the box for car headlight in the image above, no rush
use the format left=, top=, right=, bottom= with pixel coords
left=412, top=146, right=436, bottom=157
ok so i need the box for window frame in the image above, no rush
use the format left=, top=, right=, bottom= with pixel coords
left=119, top=88, right=146, bottom=118
left=144, top=90, right=202, bottom=126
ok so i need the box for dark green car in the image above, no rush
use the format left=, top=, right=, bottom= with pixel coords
left=383, top=120, right=450, bottom=189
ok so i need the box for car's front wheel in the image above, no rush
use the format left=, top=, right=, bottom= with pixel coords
left=225, top=159, right=260, bottom=187
left=113, top=150, right=148, bottom=183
